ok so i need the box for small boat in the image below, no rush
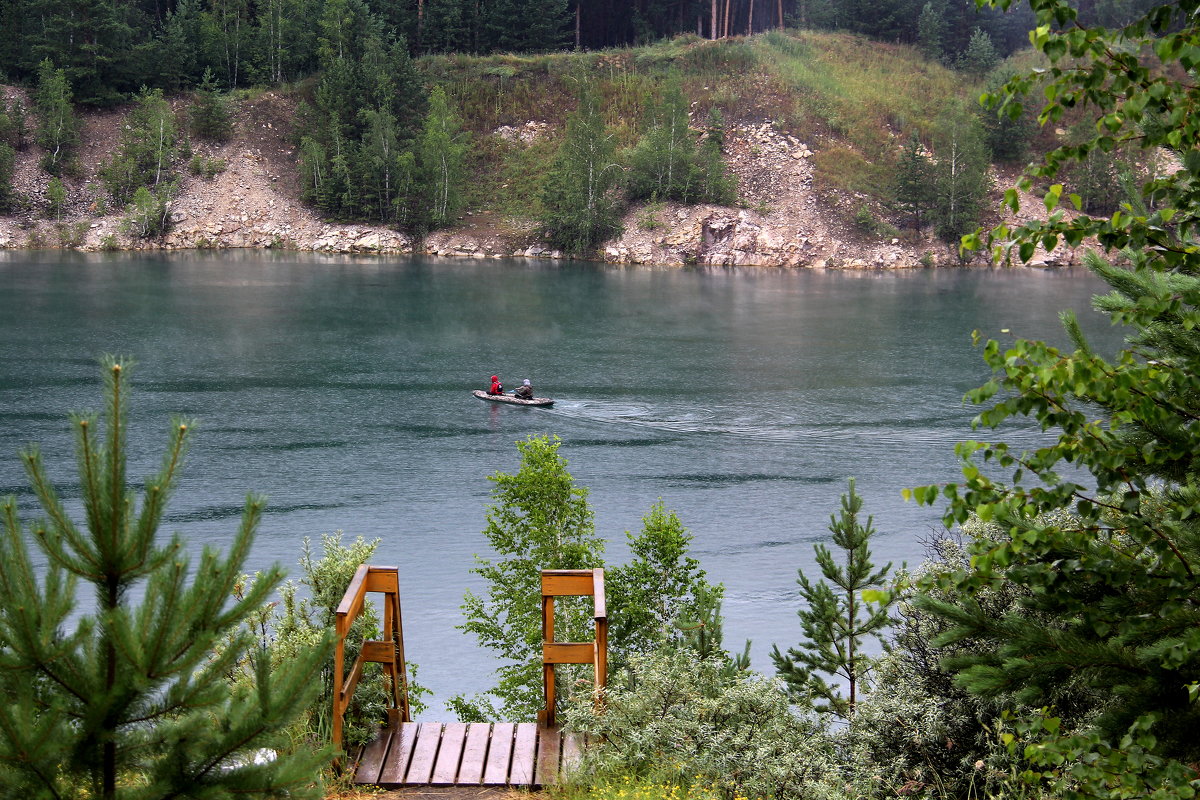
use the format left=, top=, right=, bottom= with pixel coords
left=473, top=389, right=554, bottom=407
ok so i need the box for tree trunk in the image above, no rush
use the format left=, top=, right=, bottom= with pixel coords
left=777, top=0, right=783, bottom=28
left=747, top=0, right=753, bottom=35
left=575, top=1, right=581, bottom=49
left=711, top=0, right=717, bottom=38
left=416, top=0, right=424, bottom=52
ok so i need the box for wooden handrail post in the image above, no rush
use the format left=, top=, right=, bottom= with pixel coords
left=332, top=565, right=410, bottom=765
left=539, top=568, right=608, bottom=728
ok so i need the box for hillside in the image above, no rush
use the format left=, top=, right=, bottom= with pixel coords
left=0, top=31, right=1079, bottom=268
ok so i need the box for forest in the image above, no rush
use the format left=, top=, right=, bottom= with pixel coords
left=0, top=0, right=1165, bottom=103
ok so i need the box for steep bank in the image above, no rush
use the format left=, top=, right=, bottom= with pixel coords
left=0, top=40, right=1082, bottom=268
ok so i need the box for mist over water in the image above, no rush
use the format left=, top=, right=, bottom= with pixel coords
left=0, top=251, right=1126, bottom=715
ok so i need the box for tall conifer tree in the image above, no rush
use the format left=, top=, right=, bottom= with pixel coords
left=892, top=132, right=933, bottom=230
left=771, top=478, right=894, bottom=717
left=0, top=357, right=331, bottom=799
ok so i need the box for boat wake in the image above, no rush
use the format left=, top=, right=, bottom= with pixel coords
left=548, top=397, right=972, bottom=446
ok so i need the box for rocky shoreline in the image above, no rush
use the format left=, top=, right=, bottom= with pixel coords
left=0, top=88, right=1081, bottom=269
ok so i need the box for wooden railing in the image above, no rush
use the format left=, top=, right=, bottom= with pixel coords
left=539, top=568, right=607, bottom=727
left=333, top=565, right=410, bottom=758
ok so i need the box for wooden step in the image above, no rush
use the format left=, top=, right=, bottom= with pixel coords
left=353, top=722, right=583, bottom=788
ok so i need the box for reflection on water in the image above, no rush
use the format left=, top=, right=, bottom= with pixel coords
left=0, top=252, right=1126, bottom=715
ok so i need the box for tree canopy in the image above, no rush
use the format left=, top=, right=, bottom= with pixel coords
left=911, top=0, right=1200, bottom=790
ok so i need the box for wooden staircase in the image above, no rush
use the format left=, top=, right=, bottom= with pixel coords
left=333, top=566, right=606, bottom=788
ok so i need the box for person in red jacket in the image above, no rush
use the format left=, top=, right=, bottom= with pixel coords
left=488, top=375, right=504, bottom=395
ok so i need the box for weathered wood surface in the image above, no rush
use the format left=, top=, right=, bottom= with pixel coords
left=353, top=722, right=582, bottom=788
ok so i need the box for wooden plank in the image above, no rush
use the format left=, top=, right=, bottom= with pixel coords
left=534, top=726, right=561, bottom=787
left=336, top=565, right=369, bottom=623
left=544, top=642, right=594, bottom=664
left=378, top=722, right=419, bottom=786
left=482, top=723, right=515, bottom=785
left=562, top=731, right=584, bottom=775
left=364, top=566, right=399, bottom=593
left=341, top=656, right=366, bottom=706
left=405, top=722, right=443, bottom=784
left=431, top=722, right=468, bottom=785
left=542, top=572, right=595, bottom=597
left=509, top=723, right=539, bottom=786
left=592, top=568, right=606, bottom=618
left=361, top=640, right=395, bottom=663
left=353, top=726, right=394, bottom=785
left=456, top=723, right=491, bottom=785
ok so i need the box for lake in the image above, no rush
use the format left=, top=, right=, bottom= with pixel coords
left=0, top=251, right=1126, bottom=715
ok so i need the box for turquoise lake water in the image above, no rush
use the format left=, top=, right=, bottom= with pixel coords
left=0, top=251, right=1126, bottom=714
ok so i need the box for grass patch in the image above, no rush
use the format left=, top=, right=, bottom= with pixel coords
left=813, top=145, right=892, bottom=196
left=756, top=29, right=975, bottom=157
left=422, top=30, right=1012, bottom=204
left=464, top=133, right=560, bottom=217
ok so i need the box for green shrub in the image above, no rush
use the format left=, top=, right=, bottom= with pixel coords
left=566, top=651, right=842, bottom=800
left=190, top=68, right=234, bottom=142
left=121, top=183, right=175, bottom=239
left=188, top=154, right=227, bottom=179
left=0, top=142, right=16, bottom=213
left=53, top=220, right=88, bottom=247
left=101, top=87, right=177, bottom=205
left=44, top=176, right=66, bottom=218
left=227, top=532, right=428, bottom=750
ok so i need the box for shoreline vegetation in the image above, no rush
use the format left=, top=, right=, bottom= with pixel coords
left=0, top=30, right=1097, bottom=269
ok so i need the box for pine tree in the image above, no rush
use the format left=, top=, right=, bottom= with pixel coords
left=25, top=0, right=139, bottom=104
left=892, top=132, right=933, bottom=230
left=957, top=27, right=999, bottom=76
left=0, top=97, right=29, bottom=150
left=480, top=0, right=568, bottom=53
left=917, top=0, right=1200, bottom=778
left=190, top=68, right=233, bottom=142
left=540, top=84, right=624, bottom=255
left=770, top=478, right=894, bottom=717
left=450, top=434, right=604, bottom=722
left=979, top=65, right=1035, bottom=163
left=916, top=1, right=946, bottom=62
left=154, top=0, right=203, bottom=91
left=676, top=583, right=751, bottom=682
left=0, top=357, right=331, bottom=799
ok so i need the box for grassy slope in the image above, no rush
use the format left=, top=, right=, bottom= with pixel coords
left=421, top=30, right=989, bottom=221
